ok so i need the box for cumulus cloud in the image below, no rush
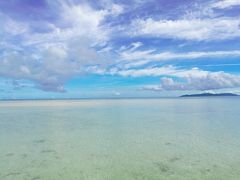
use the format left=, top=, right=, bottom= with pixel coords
left=0, top=40, right=101, bottom=92
left=160, top=73, right=240, bottom=91
left=99, top=64, right=240, bottom=91
left=141, top=67, right=240, bottom=91
left=0, top=1, right=113, bottom=92
left=1, top=0, right=240, bottom=94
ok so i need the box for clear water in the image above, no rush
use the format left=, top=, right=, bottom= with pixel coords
left=0, top=98, right=240, bottom=180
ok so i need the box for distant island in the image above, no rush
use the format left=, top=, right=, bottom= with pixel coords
left=180, top=93, right=239, bottom=97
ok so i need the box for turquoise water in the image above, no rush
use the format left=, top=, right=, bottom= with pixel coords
left=0, top=98, right=240, bottom=180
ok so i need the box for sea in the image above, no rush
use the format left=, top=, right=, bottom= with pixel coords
left=0, top=98, right=240, bottom=180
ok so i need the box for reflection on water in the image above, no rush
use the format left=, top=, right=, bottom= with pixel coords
left=0, top=98, right=240, bottom=180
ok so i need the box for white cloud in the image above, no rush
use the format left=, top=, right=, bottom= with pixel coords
left=118, top=45, right=240, bottom=68
left=160, top=72, right=240, bottom=91
left=131, top=17, right=240, bottom=41
left=122, top=49, right=240, bottom=61
left=211, top=0, right=240, bottom=9
left=107, top=66, right=177, bottom=77
left=3, top=17, right=29, bottom=36
left=61, top=3, right=108, bottom=40
left=126, top=0, right=240, bottom=41
left=1, top=0, right=240, bottom=94
left=108, top=4, right=124, bottom=16
left=0, top=40, right=100, bottom=92
left=22, top=3, right=109, bottom=46
left=230, top=89, right=240, bottom=95
left=140, top=67, right=240, bottom=91
left=101, top=65, right=240, bottom=91
left=105, top=66, right=207, bottom=78
left=120, top=49, right=155, bottom=61
left=0, top=2, right=113, bottom=92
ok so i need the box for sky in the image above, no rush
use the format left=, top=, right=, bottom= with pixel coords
left=0, top=0, right=240, bottom=99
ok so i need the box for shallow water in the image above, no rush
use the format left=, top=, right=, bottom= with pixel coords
left=0, top=98, right=240, bottom=180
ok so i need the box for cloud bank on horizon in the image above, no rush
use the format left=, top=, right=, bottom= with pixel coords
left=0, top=0, right=240, bottom=98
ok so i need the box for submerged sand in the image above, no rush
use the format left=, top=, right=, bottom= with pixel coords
left=0, top=98, right=240, bottom=179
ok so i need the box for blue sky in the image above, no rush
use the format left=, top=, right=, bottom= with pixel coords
left=0, top=0, right=240, bottom=99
